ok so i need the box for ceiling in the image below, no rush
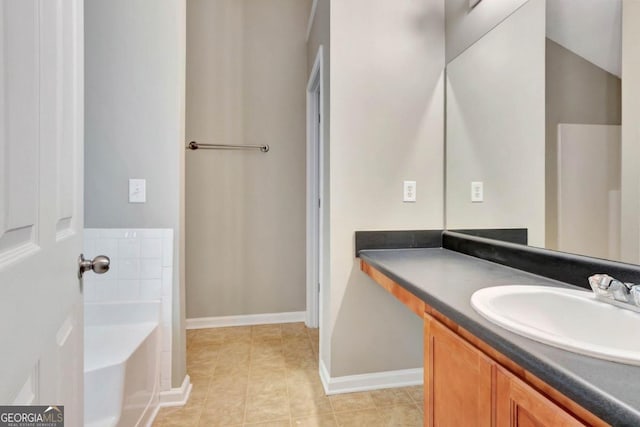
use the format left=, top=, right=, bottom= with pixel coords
left=546, top=0, right=622, bottom=77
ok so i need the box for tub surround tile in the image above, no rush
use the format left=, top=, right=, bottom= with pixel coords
left=142, top=238, right=163, bottom=258
left=117, top=279, right=140, bottom=300
left=141, top=259, right=163, bottom=279
left=84, top=228, right=174, bottom=392
left=162, top=267, right=173, bottom=296
left=99, top=281, right=119, bottom=301
left=89, top=282, right=108, bottom=301
left=118, top=238, right=141, bottom=258
left=83, top=238, right=96, bottom=257
left=141, top=279, right=162, bottom=300
left=118, top=259, right=140, bottom=280
left=93, top=237, right=118, bottom=258
left=83, top=229, right=100, bottom=239
left=163, top=237, right=174, bottom=267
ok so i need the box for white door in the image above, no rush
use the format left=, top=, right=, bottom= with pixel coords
left=0, top=1, right=84, bottom=425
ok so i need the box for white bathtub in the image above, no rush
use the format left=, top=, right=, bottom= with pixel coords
left=85, top=302, right=161, bottom=427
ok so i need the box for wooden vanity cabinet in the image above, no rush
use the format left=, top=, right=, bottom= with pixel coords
left=360, top=260, right=606, bottom=427
left=495, top=366, right=584, bottom=427
left=424, top=313, right=494, bottom=426
left=424, top=312, right=584, bottom=427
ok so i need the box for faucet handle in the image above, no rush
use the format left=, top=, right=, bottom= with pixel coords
left=588, top=274, right=636, bottom=303
left=588, top=274, right=615, bottom=296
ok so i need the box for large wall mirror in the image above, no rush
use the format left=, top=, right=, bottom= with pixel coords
left=445, top=0, right=640, bottom=263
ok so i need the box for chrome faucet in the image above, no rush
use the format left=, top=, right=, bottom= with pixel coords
left=588, top=274, right=640, bottom=312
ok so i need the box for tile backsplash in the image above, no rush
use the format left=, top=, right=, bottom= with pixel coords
left=83, top=228, right=173, bottom=391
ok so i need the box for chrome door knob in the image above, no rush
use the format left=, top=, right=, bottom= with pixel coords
left=78, top=254, right=111, bottom=278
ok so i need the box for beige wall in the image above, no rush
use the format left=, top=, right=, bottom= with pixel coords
left=545, top=39, right=622, bottom=250
left=327, top=0, right=445, bottom=376
left=621, top=0, right=640, bottom=263
left=446, top=0, right=546, bottom=247
left=185, top=0, right=312, bottom=318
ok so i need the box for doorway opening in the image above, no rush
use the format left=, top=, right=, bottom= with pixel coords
left=306, top=45, right=324, bottom=328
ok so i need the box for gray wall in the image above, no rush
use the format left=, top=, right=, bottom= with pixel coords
left=85, top=1, right=182, bottom=231
left=445, top=0, right=529, bottom=63
left=327, top=0, right=445, bottom=377
left=84, top=0, right=187, bottom=387
left=185, top=0, right=311, bottom=318
left=545, top=39, right=622, bottom=250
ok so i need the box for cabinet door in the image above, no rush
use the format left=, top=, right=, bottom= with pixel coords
left=496, top=366, right=584, bottom=427
left=424, top=313, right=494, bottom=427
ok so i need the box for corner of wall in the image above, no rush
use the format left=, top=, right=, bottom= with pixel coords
left=326, top=0, right=444, bottom=378
left=172, top=0, right=187, bottom=389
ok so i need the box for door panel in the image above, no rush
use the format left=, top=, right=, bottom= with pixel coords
left=496, top=366, right=584, bottom=427
left=0, top=1, right=84, bottom=425
left=0, top=0, right=39, bottom=259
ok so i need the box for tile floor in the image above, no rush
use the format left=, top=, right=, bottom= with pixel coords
left=152, top=323, right=423, bottom=426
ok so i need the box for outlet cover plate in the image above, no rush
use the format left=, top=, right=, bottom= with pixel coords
left=129, top=179, right=146, bottom=203
left=404, top=181, right=417, bottom=203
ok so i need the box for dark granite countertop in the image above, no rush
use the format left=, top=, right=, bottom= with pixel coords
left=359, top=248, right=640, bottom=426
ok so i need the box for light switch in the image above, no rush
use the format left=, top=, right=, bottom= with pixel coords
left=403, top=181, right=417, bottom=203
left=129, top=179, right=146, bottom=203
left=471, top=181, right=483, bottom=202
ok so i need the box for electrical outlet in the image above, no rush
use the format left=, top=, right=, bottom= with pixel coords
left=403, top=181, right=417, bottom=203
left=129, top=179, right=146, bottom=203
left=471, top=181, right=483, bottom=202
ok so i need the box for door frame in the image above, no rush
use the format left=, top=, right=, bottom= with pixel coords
left=306, top=45, right=324, bottom=328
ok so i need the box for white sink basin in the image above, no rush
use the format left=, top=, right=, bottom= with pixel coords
left=471, top=285, right=640, bottom=366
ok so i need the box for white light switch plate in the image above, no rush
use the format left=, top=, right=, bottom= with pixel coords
left=471, top=181, right=483, bottom=202
left=129, top=179, right=146, bottom=203
left=403, top=181, right=417, bottom=203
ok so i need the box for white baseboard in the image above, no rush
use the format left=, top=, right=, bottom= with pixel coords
left=143, top=403, right=160, bottom=427
left=186, top=311, right=306, bottom=329
left=319, top=359, right=423, bottom=395
left=158, top=375, right=192, bottom=407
